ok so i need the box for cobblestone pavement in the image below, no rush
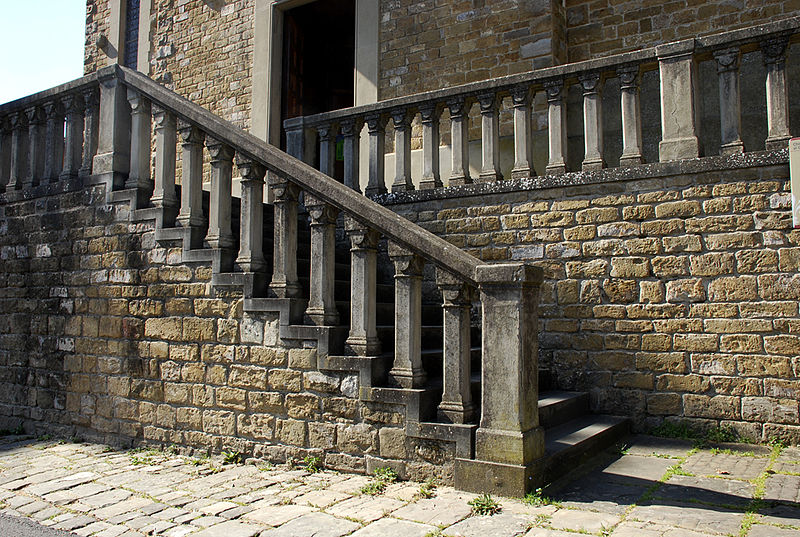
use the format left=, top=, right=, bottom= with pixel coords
left=0, top=434, right=798, bottom=536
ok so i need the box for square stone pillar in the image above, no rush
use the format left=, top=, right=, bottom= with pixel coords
left=365, top=113, right=388, bottom=196
left=43, top=101, right=65, bottom=183
left=391, top=108, right=413, bottom=192
left=388, top=242, right=426, bottom=388
left=447, top=97, right=471, bottom=186
left=25, top=107, right=46, bottom=187
left=657, top=39, right=700, bottom=162
left=456, top=263, right=544, bottom=497
left=93, top=69, right=131, bottom=190
left=544, top=79, right=567, bottom=175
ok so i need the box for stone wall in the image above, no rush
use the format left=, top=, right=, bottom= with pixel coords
left=84, top=0, right=113, bottom=74
left=0, top=183, right=447, bottom=482
left=383, top=156, right=800, bottom=444
left=565, top=0, right=800, bottom=62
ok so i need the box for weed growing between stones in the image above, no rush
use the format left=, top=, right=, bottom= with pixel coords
left=303, top=455, right=323, bottom=473
left=360, top=466, right=399, bottom=495
left=416, top=478, right=437, bottom=499
left=469, top=493, right=501, bottom=515
left=522, top=487, right=560, bottom=507
left=222, top=450, right=243, bottom=464
left=650, top=421, right=757, bottom=447
left=0, top=424, right=25, bottom=436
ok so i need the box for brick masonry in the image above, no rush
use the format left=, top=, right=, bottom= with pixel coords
left=0, top=184, right=450, bottom=484
left=383, top=160, right=800, bottom=444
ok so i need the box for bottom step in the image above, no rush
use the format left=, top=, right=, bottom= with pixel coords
left=544, top=414, right=630, bottom=484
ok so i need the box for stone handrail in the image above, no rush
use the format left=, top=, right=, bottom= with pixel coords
left=285, top=16, right=800, bottom=193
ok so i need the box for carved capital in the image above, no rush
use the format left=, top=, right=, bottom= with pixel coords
left=364, top=113, right=387, bottom=133
left=178, top=122, right=204, bottom=145
left=205, top=137, right=235, bottom=163
left=152, top=106, right=174, bottom=130
left=305, top=194, right=339, bottom=225
left=10, top=112, right=27, bottom=130
left=340, top=118, right=363, bottom=137
left=61, top=94, right=84, bottom=116
left=43, top=101, right=64, bottom=120
left=543, top=79, right=564, bottom=101
left=761, top=35, right=789, bottom=65
left=127, top=89, right=150, bottom=114
left=270, top=179, right=300, bottom=203
left=418, top=102, right=441, bottom=123
left=446, top=97, right=467, bottom=118
left=477, top=92, right=498, bottom=114
left=317, top=122, right=337, bottom=141
left=713, top=47, right=740, bottom=73
left=616, top=65, right=640, bottom=90
left=25, top=106, right=45, bottom=125
left=82, top=88, right=99, bottom=111
left=436, top=268, right=473, bottom=306
left=578, top=72, right=602, bottom=94
left=235, top=156, right=266, bottom=184
left=388, top=241, right=424, bottom=277
left=347, top=222, right=380, bottom=250
left=390, top=108, right=412, bottom=129
left=510, top=85, right=531, bottom=107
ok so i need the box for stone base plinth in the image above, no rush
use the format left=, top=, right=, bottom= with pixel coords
left=454, top=458, right=545, bottom=498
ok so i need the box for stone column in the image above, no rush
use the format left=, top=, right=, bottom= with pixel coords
left=345, top=221, right=381, bottom=356
left=388, top=242, right=426, bottom=388
left=151, top=106, right=178, bottom=211
left=176, top=123, right=206, bottom=230
left=204, top=138, right=235, bottom=249
left=390, top=108, right=413, bottom=192
left=714, top=48, right=744, bottom=155
left=79, top=89, right=100, bottom=178
left=60, top=95, right=84, bottom=180
left=617, top=65, right=643, bottom=166
left=317, top=122, right=337, bottom=177
left=475, top=263, right=544, bottom=466
left=437, top=269, right=476, bottom=424
left=580, top=72, right=605, bottom=171
left=447, top=97, right=471, bottom=186
left=269, top=175, right=302, bottom=298
left=125, top=89, right=153, bottom=195
left=511, top=86, right=533, bottom=180
left=305, top=194, right=340, bottom=326
left=762, top=36, right=791, bottom=151
left=93, top=71, right=131, bottom=190
left=341, top=118, right=362, bottom=193
left=477, top=92, right=502, bottom=182
left=25, top=107, right=46, bottom=187
left=419, top=103, right=442, bottom=190
left=43, top=101, right=65, bottom=183
left=544, top=79, right=567, bottom=175
left=365, top=113, right=388, bottom=196
left=235, top=158, right=267, bottom=272
left=657, top=40, right=700, bottom=161
left=0, top=118, right=10, bottom=190
left=6, top=112, right=27, bottom=192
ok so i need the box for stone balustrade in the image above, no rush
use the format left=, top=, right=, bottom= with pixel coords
left=284, top=17, right=799, bottom=194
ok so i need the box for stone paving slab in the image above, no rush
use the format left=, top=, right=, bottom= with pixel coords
left=0, top=435, right=799, bottom=537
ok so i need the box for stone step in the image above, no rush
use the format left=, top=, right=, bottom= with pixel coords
left=543, top=414, right=630, bottom=484
left=538, top=391, right=590, bottom=430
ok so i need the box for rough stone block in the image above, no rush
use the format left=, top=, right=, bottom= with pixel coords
left=288, top=349, right=317, bottom=370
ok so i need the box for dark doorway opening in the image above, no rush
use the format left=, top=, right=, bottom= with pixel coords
left=281, top=0, right=355, bottom=161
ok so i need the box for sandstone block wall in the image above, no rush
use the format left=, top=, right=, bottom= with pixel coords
left=0, top=184, right=450, bottom=482
left=386, top=160, right=800, bottom=443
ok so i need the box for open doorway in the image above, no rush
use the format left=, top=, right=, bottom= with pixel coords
left=280, top=0, right=355, bottom=157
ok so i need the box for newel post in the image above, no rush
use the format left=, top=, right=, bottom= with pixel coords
left=93, top=68, right=131, bottom=190
left=456, top=263, right=544, bottom=497
left=657, top=39, right=700, bottom=161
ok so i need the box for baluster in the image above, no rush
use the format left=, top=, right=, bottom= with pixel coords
left=25, top=107, right=46, bottom=187
left=474, top=264, right=544, bottom=469
left=126, top=89, right=153, bottom=196
left=511, top=86, right=533, bottom=179
left=390, top=108, right=413, bottom=192
left=388, top=242, right=426, bottom=388
left=93, top=72, right=131, bottom=190
left=285, top=117, right=317, bottom=165
left=617, top=65, right=643, bottom=166
left=176, top=123, right=206, bottom=234
left=419, top=103, right=443, bottom=189
left=761, top=36, right=791, bottom=151
left=205, top=138, right=235, bottom=249
left=345, top=220, right=381, bottom=356
left=713, top=48, right=744, bottom=155
left=544, top=79, right=567, bottom=175
left=42, top=102, right=64, bottom=184
left=317, top=122, right=337, bottom=177
left=436, top=269, right=477, bottom=424
left=340, top=118, right=362, bottom=193
left=477, top=93, right=501, bottom=182
left=235, top=157, right=267, bottom=272
left=7, top=112, right=28, bottom=192
left=365, top=113, right=388, bottom=196
left=151, top=106, right=178, bottom=213
left=79, top=89, right=99, bottom=178
left=580, top=72, right=605, bottom=171
left=269, top=174, right=302, bottom=298
left=0, top=117, right=10, bottom=190
left=447, top=97, right=471, bottom=186
left=657, top=40, right=700, bottom=161
left=305, top=194, right=340, bottom=326
left=60, top=95, right=85, bottom=180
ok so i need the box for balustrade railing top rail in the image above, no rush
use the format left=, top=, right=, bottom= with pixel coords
left=285, top=16, right=800, bottom=194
